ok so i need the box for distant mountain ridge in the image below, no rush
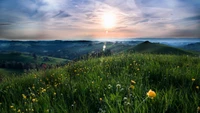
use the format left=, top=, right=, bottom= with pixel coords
left=182, top=42, right=200, bottom=52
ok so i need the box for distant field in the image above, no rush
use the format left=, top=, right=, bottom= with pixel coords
left=0, top=53, right=199, bottom=113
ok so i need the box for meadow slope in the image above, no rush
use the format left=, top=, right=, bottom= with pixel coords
left=0, top=53, right=200, bottom=113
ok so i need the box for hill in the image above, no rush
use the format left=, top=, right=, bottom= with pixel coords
left=0, top=53, right=199, bottom=113
left=0, top=41, right=132, bottom=60
left=182, top=42, right=200, bottom=52
left=128, top=41, right=196, bottom=55
left=0, top=52, right=68, bottom=71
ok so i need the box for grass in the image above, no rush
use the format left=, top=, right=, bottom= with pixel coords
left=0, top=53, right=200, bottom=113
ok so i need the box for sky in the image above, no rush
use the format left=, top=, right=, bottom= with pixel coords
left=0, top=0, right=200, bottom=40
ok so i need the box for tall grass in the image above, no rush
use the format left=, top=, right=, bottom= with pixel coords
left=0, top=53, right=199, bottom=113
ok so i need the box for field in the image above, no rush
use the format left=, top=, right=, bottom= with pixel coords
left=0, top=53, right=199, bottom=113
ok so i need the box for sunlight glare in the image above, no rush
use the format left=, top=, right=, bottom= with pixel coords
left=102, top=13, right=116, bottom=29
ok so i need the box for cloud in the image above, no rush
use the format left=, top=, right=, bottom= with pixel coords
left=183, top=15, right=200, bottom=21
left=52, top=11, right=71, bottom=18
left=0, top=0, right=200, bottom=39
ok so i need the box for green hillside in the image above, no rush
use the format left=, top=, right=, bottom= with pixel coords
left=128, top=41, right=196, bottom=55
left=0, top=53, right=199, bottom=113
left=0, top=52, right=68, bottom=64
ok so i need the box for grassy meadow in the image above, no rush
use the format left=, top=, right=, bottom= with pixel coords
left=0, top=53, right=200, bottom=113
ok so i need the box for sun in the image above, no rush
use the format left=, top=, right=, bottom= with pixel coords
left=102, top=13, right=116, bottom=29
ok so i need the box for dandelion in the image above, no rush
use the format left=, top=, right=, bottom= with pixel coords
left=131, top=80, right=136, bottom=85
left=22, top=94, right=26, bottom=99
left=147, top=89, right=156, bottom=99
left=123, top=97, right=128, bottom=101
left=108, top=84, right=112, bottom=89
left=129, top=85, right=135, bottom=89
left=192, top=78, right=195, bottom=81
left=196, top=86, right=199, bottom=89
left=116, top=84, right=121, bottom=89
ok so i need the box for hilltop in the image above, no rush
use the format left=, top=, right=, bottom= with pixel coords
left=128, top=41, right=196, bottom=55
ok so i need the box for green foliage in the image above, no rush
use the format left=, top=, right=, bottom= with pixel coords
left=0, top=53, right=200, bottom=113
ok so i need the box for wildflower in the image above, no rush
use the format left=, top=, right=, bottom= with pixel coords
left=123, top=97, right=128, bottom=101
left=54, top=84, right=58, bottom=87
left=32, top=85, right=35, bottom=89
left=116, top=84, right=121, bottom=89
left=108, top=84, right=112, bottom=89
left=10, top=106, right=14, bottom=109
left=32, top=99, right=36, bottom=102
left=22, top=94, right=26, bottom=99
left=100, top=98, right=102, bottom=101
left=129, top=85, right=135, bottom=89
left=147, top=89, right=156, bottom=99
left=54, top=92, right=56, bottom=96
left=192, top=78, right=195, bottom=81
left=92, top=81, right=94, bottom=84
left=196, top=86, right=199, bottom=89
left=0, top=102, right=2, bottom=105
left=41, top=88, right=46, bottom=93
left=17, top=109, right=21, bottom=112
left=131, top=80, right=136, bottom=85
left=197, top=107, right=200, bottom=112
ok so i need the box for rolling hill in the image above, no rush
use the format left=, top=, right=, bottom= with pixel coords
left=0, top=52, right=69, bottom=72
left=182, top=42, right=200, bottom=52
left=0, top=53, right=199, bottom=113
left=128, top=41, right=196, bottom=55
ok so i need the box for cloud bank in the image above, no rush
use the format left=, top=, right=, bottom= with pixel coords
left=0, top=0, right=200, bottom=40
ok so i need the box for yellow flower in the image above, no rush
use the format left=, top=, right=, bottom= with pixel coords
left=197, top=107, right=200, bottom=112
left=192, top=78, right=195, bottom=81
left=10, top=106, right=14, bottom=109
left=196, top=86, right=199, bottom=89
left=54, top=92, right=56, bottom=96
left=100, top=98, right=102, bottom=101
left=32, top=86, right=35, bottom=89
left=129, top=85, right=135, bottom=89
left=131, top=80, right=136, bottom=85
left=17, top=109, right=21, bottom=112
left=22, top=94, right=26, bottom=99
left=147, top=89, right=156, bottom=99
left=32, top=99, right=36, bottom=102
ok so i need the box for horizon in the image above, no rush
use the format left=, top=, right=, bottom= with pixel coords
left=0, top=0, right=200, bottom=40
